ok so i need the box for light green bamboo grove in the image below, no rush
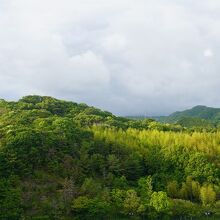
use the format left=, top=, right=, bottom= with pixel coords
left=92, top=126, right=220, bottom=158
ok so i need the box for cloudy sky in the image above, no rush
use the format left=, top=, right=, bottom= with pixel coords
left=1, top=0, right=220, bottom=115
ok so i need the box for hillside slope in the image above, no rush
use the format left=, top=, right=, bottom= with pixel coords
left=165, top=105, right=220, bottom=122
left=149, top=105, right=220, bottom=129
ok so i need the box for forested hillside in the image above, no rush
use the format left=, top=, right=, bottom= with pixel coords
left=130, top=105, right=220, bottom=129
left=157, top=106, right=220, bottom=129
left=168, top=105, right=220, bottom=121
left=0, top=95, right=220, bottom=219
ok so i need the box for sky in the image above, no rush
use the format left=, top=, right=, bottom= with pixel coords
left=1, top=0, right=220, bottom=116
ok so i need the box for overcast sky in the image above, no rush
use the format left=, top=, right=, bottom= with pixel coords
left=1, top=0, right=220, bottom=115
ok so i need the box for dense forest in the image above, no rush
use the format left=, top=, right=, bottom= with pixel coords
left=0, top=95, right=220, bottom=219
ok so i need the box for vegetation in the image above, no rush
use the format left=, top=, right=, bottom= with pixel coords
left=130, top=105, right=220, bottom=129
left=166, top=105, right=220, bottom=122
left=0, top=95, right=220, bottom=219
left=157, top=105, right=220, bottom=129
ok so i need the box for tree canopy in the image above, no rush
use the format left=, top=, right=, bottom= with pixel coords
left=0, top=95, right=220, bottom=219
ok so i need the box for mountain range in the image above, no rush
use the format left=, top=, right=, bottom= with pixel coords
left=129, top=105, right=220, bottom=128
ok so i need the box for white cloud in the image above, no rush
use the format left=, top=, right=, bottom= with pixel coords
left=102, top=34, right=127, bottom=52
left=0, top=0, right=220, bottom=115
left=204, top=49, right=214, bottom=57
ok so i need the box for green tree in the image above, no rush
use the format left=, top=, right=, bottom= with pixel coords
left=72, top=196, right=90, bottom=215
left=167, top=181, right=179, bottom=198
left=191, top=180, right=201, bottom=202
left=150, top=191, right=171, bottom=213
left=111, top=188, right=125, bottom=210
left=171, top=199, right=200, bottom=218
left=123, top=189, right=143, bottom=216
left=0, top=178, right=23, bottom=220
left=200, top=184, right=216, bottom=206
left=185, top=153, right=218, bottom=183
left=72, top=196, right=110, bottom=218
left=138, top=176, right=153, bottom=204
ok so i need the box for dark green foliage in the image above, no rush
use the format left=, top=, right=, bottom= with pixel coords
left=176, top=116, right=214, bottom=129
left=0, top=95, right=219, bottom=219
left=0, top=177, right=23, bottom=220
left=171, top=199, right=201, bottom=218
left=157, top=105, right=220, bottom=129
left=169, top=105, right=220, bottom=121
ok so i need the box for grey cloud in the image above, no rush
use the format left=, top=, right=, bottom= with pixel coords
left=0, top=0, right=220, bottom=115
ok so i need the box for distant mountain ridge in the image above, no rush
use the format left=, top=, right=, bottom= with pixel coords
left=128, top=105, right=220, bottom=128
left=162, top=105, right=220, bottom=123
